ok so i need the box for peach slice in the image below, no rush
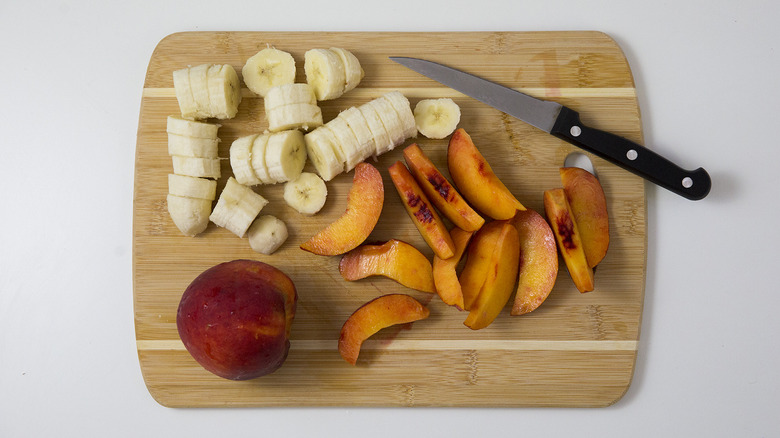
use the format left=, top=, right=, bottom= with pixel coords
left=300, top=162, right=383, bottom=256
left=508, top=209, right=559, bottom=315
left=432, top=227, right=474, bottom=309
left=447, top=128, right=525, bottom=220
left=388, top=161, right=455, bottom=260
left=403, top=143, right=485, bottom=232
left=338, top=294, right=430, bottom=365
left=463, top=221, right=520, bottom=330
left=339, top=239, right=436, bottom=293
left=544, top=188, right=594, bottom=293
left=459, top=221, right=504, bottom=311
left=560, top=167, right=609, bottom=268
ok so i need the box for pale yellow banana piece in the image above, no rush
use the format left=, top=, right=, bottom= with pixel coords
left=247, top=215, right=288, bottom=255
left=367, top=98, right=406, bottom=152
left=172, top=68, right=198, bottom=119
left=283, top=172, right=328, bottom=216
left=229, top=134, right=262, bottom=186
left=207, top=64, right=242, bottom=119
left=264, top=83, right=317, bottom=111
left=188, top=64, right=212, bottom=119
left=167, top=194, right=212, bottom=237
left=171, top=156, right=221, bottom=179
left=209, top=177, right=268, bottom=238
left=168, top=174, right=217, bottom=200
left=166, top=115, right=219, bottom=139
left=303, top=127, right=344, bottom=181
left=304, top=48, right=346, bottom=101
left=329, top=47, right=364, bottom=93
left=358, top=103, right=393, bottom=156
left=167, top=133, right=219, bottom=158
left=381, top=91, right=417, bottom=139
left=338, top=107, right=375, bottom=163
left=242, top=48, right=296, bottom=97
left=250, top=134, right=275, bottom=185
left=325, top=116, right=363, bottom=172
left=413, top=98, right=461, bottom=139
left=264, top=130, right=307, bottom=183
left=266, top=103, right=323, bottom=132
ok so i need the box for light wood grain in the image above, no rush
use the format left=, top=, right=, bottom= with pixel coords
left=133, top=31, right=647, bottom=407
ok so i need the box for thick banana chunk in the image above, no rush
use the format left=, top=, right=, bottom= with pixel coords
left=304, top=48, right=347, bottom=101
left=207, top=64, right=242, bottom=119
left=264, top=130, right=307, bottom=183
left=167, top=194, right=212, bottom=237
left=264, top=83, right=317, bottom=111
left=172, top=64, right=241, bottom=120
left=242, top=48, right=296, bottom=97
left=413, top=98, right=461, bottom=139
left=166, top=115, right=219, bottom=139
left=167, top=133, right=219, bottom=158
left=338, top=107, right=375, bottom=164
left=303, top=127, right=344, bottom=182
left=168, top=174, right=217, bottom=200
left=329, top=47, right=364, bottom=93
left=381, top=91, right=417, bottom=139
left=209, top=177, right=268, bottom=238
left=247, top=215, right=288, bottom=255
left=229, top=134, right=262, bottom=186
left=284, top=172, right=328, bottom=216
left=171, top=156, right=221, bottom=179
left=266, top=103, right=323, bottom=132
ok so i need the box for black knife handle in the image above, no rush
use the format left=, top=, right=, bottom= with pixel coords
left=550, top=107, right=711, bottom=200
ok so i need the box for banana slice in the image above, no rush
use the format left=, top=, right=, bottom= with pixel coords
left=167, top=133, right=219, bottom=158
left=304, top=48, right=346, bottom=101
left=250, top=134, right=275, bottom=185
left=283, top=172, right=328, bottom=215
left=381, top=91, right=417, bottom=139
left=329, top=47, right=364, bottom=93
left=264, top=130, right=307, bottom=183
left=338, top=107, right=375, bottom=163
left=242, top=48, right=296, bottom=97
left=207, top=64, right=242, bottom=120
left=173, top=68, right=199, bottom=119
left=171, top=156, right=221, bottom=179
left=168, top=174, right=217, bottom=200
left=303, top=127, right=344, bottom=181
left=264, top=83, right=317, bottom=111
left=266, top=103, right=323, bottom=132
left=413, top=98, right=461, bottom=139
left=167, top=194, right=213, bottom=237
left=247, top=215, right=289, bottom=255
left=325, top=116, right=363, bottom=172
left=209, top=177, right=268, bottom=237
left=358, top=103, right=393, bottom=156
left=367, top=98, right=406, bottom=151
left=166, top=115, right=219, bottom=139
left=188, top=64, right=212, bottom=119
left=229, top=134, right=262, bottom=186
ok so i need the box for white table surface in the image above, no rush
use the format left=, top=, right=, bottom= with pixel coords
left=1, top=0, right=778, bottom=436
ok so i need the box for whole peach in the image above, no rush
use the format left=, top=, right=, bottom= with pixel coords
left=176, top=260, right=297, bottom=380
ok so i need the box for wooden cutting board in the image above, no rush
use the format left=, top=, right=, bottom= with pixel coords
left=133, top=31, right=647, bottom=408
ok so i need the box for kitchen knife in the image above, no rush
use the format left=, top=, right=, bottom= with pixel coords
left=390, top=56, right=711, bottom=200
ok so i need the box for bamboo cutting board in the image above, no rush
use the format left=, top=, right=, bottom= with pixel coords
left=133, top=31, right=647, bottom=407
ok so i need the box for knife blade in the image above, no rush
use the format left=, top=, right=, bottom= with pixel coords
left=390, top=56, right=711, bottom=200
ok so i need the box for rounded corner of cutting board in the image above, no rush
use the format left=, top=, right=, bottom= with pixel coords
left=134, top=31, right=647, bottom=408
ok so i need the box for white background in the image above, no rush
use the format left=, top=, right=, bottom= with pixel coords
left=1, top=0, right=778, bottom=436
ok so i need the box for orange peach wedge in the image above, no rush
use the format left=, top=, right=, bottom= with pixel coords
left=508, top=209, right=558, bottom=315
left=459, top=221, right=503, bottom=311
left=300, top=162, right=383, bottom=256
left=338, top=294, right=430, bottom=365
left=432, top=227, right=474, bottom=309
left=388, top=161, right=455, bottom=260
left=560, top=167, right=609, bottom=268
left=447, top=128, right=525, bottom=220
left=339, top=239, right=436, bottom=293
left=544, top=188, right=594, bottom=293
left=463, top=221, right=520, bottom=330
left=403, top=143, right=485, bottom=232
